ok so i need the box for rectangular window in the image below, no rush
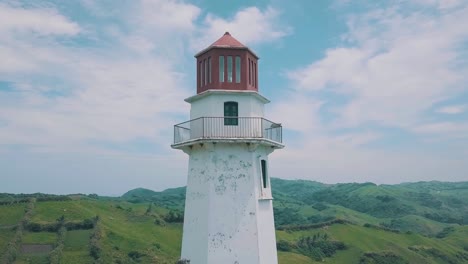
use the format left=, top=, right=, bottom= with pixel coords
left=224, top=102, right=238, bottom=126
left=251, top=60, right=254, bottom=86
left=248, top=58, right=251, bottom=85
left=219, top=56, right=225, bottom=82
left=204, top=59, right=208, bottom=85
left=199, top=61, right=203, bottom=87
left=254, top=62, right=257, bottom=88
left=235, top=56, right=241, bottom=83
left=227, top=56, right=233, bottom=82
left=208, top=57, right=212, bottom=83
left=261, top=160, right=267, bottom=188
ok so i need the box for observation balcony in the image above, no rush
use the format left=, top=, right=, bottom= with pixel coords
left=172, top=117, right=283, bottom=148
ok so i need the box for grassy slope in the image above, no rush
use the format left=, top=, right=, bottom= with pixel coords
left=5, top=199, right=181, bottom=264
left=31, top=201, right=96, bottom=223
left=15, top=233, right=52, bottom=264
left=60, top=199, right=182, bottom=263
left=443, top=225, right=468, bottom=249
left=0, top=204, right=25, bottom=226
left=15, top=255, right=49, bottom=264
left=278, top=251, right=315, bottom=264
left=1, top=180, right=468, bottom=263
left=62, top=230, right=94, bottom=263
left=0, top=229, right=15, bottom=256
left=277, top=223, right=466, bottom=264
left=22, top=232, right=56, bottom=244
left=20, top=199, right=468, bottom=263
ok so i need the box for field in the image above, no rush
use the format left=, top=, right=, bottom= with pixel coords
left=0, top=204, right=25, bottom=226
left=0, top=229, right=15, bottom=256
left=0, top=179, right=467, bottom=263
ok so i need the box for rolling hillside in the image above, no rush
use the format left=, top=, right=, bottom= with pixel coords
left=0, top=179, right=467, bottom=263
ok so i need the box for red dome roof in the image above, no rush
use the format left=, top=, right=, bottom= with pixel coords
left=195, top=32, right=257, bottom=58
left=210, top=32, right=246, bottom=48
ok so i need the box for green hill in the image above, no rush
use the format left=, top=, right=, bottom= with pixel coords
left=1, top=179, right=467, bottom=263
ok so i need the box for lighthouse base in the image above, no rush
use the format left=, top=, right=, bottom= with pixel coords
left=180, top=142, right=278, bottom=264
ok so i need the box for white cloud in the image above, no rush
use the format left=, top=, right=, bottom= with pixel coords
left=137, top=0, right=201, bottom=32
left=412, top=122, right=468, bottom=136
left=0, top=3, right=81, bottom=73
left=0, top=1, right=192, bottom=153
left=287, top=2, right=468, bottom=129
left=411, top=0, right=463, bottom=10
left=0, top=1, right=289, bottom=154
left=0, top=0, right=292, bottom=193
left=0, top=3, right=80, bottom=36
left=268, top=93, right=323, bottom=134
left=436, top=104, right=467, bottom=114
left=268, top=1, right=468, bottom=184
left=191, top=6, right=291, bottom=51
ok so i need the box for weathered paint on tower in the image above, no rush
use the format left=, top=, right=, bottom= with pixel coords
left=172, top=32, right=284, bottom=264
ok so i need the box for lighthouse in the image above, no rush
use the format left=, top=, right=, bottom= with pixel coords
left=172, top=32, right=284, bottom=264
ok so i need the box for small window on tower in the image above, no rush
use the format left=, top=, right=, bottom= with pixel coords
left=235, top=56, right=241, bottom=83
left=219, top=56, right=225, bottom=82
left=224, top=101, right=238, bottom=126
left=261, top=160, right=268, bottom=189
left=227, top=56, right=233, bottom=82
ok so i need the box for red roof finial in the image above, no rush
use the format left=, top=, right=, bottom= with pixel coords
left=224, top=31, right=230, bottom=35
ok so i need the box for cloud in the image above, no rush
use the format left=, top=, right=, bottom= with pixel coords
left=268, top=1, right=468, bottom=183
left=411, top=0, right=464, bottom=10
left=287, top=2, right=468, bottom=129
left=0, top=1, right=192, bottom=153
left=191, top=6, right=291, bottom=51
left=436, top=104, right=467, bottom=114
left=0, top=3, right=81, bottom=74
left=268, top=93, right=323, bottom=134
left=0, top=0, right=292, bottom=194
left=0, top=1, right=289, bottom=154
left=137, top=0, right=201, bottom=32
left=0, top=3, right=80, bottom=36
left=411, top=122, right=468, bottom=137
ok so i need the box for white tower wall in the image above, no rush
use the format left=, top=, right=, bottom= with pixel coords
left=181, top=142, right=277, bottom=264
left=177, top=91, right=279, bottom=264
left=188, top=91, right=267, bottom=120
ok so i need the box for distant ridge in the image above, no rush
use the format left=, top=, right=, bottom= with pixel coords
left=121, top=188, right=158, bottom=199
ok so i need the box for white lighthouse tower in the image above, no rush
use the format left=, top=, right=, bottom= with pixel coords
left=172, top=32, right=284, bottom=264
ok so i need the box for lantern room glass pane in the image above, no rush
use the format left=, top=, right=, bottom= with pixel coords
left=235, top=56, right=241, bottom=83
left=227, top=56, right=233, bottom=82
left=199, top=61, right=202, bottom=87
left=254, top=62, right=257, bottom=87
left=208, top=57, right=212, bottom=83
left=219, top=56, right=224, bottom=82
left=204, top=59, right=208, bottom=85
left=248, top=58, right=251, bottom=85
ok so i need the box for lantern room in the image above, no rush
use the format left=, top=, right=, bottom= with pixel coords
left=195, top=32, right=259, bottom=94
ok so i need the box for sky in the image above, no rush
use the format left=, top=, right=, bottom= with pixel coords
left=1, top=0, right=467, bottom=195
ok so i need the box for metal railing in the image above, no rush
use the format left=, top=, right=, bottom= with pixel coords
left=173, top=117, right=282, bottom=144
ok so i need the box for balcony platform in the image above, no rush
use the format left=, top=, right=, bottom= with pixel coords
left=172, top=116, right=284, bottom=149
left=171, top=137, right=284, bottom=150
